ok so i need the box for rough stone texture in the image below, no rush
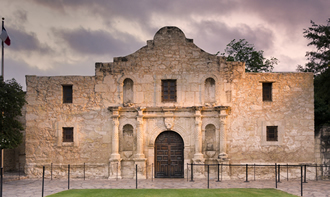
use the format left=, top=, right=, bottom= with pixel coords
left=21, top=26, right=315, bottom=179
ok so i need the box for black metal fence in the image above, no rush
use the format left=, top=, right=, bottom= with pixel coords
left=1, top=163, right=329, bottom=197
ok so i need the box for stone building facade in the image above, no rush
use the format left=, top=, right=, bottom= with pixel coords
left=23, top=26, right=315, bottom=179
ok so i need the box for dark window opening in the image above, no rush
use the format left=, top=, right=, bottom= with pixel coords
left=63, top=85, right=73, bottom=103
left=263, top=83, right=272, bottom=101
left=162, top=80, right=177, bottom=102
left=63, top=127, right=74, bottom=142
left=267, top=126, right=278, bottom=141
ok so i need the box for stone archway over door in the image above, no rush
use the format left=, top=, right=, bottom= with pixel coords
left=155, top=131, right=184, bottom=178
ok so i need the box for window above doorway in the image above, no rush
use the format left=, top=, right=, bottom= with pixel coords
left=162, top=80, right=177, bottom=102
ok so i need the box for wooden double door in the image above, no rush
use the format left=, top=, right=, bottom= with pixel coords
left=155, top=131, right=184, bottom=178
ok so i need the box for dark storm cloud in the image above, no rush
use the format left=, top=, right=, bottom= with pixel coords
left=241, top=0, right=330, bottom=36
left=53, top=27, right=144, bottom=56
left=29, top=0, right=241, bottom=35
left=190, top=20, right=274, bottom=55
left=6, top=27, right=53, bottom=54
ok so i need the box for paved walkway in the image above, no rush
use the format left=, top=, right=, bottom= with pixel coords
left=2, top=177, right=330, bottom=197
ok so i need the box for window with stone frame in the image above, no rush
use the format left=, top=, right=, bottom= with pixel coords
left=266, top=126, right=278, bottom=141
left=63, top=85, right=73, bottom=103
left=123, top=78, right=133, bottom=103
left=122, top=124, right=134, bottom=151
left=162, top=80, right=177, bottom=102
left=205, top=124, right=216, bottom=151
left=63, top=127, right=74, bottom=142
left=262, top=82, right=272, bottom=101
left=205, top=78, right=215, bottom=103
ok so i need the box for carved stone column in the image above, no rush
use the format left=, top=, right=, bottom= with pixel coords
left=194, top=113, right=203, bottom=160
left=108, top=107, right=122, bottom=179
left=218, top=109, right=228, bottom=161
left=134, top=107, right=146, bottom=179
left=135, top=117, right=145, bottom=158
left=192, top=107, right=205, bottom=178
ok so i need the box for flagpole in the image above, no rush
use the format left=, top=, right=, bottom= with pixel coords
left=1, top=17, right=4, bottom=178
left=1, top=17, right=4, bottom=80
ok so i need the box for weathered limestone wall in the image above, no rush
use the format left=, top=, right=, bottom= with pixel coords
left=24, top=75, right=115, bottom=173
left=94, top=26, right=243, bottom=108
left=23, top=26, right=316, bottom=179
left=228, top=72, right=315, bottom=163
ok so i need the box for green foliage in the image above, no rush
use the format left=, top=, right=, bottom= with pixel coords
left=297, top=18, right=330, bottom=75
left=314, top=68, right=330, bottom=133
left=297, top=18, right=330, bottom=133
left=0, top=76, right=27, bottom=149
left=48, top=188, right=296, bottom=197
left=222, top=39, right=278, bottom=72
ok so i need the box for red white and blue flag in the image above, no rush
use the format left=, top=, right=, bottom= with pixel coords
left=0, top=26, right=11, bottom=46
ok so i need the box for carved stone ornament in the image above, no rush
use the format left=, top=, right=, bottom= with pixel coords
left=164, top=117, right=174, bottom=130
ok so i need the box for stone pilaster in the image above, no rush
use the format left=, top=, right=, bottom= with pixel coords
left=135, top=108, right=145, bottom=159
left=134, top=107, right=146, bottom=178
left=108, top=107, right=122, bottom=179
left=193, top=107, right=204, bottom=161
left=218, top=109, right=228, bottom=161
left=192, top=107, right=205, bottom=178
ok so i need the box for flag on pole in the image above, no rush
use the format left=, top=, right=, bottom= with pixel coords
left=0, top=26, right=11, bottom=46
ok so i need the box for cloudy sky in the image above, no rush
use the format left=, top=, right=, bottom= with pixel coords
left=1, top=0, right=329, bottom=90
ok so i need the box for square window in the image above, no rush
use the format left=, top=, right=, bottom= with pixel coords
left=262, top=83, right=272, bottom=101
left=266, top=126, right=278, bottom=141
left=63, top=127, right=74, bottom=142
left=63, top=85, right=73, bottom=103
left=162, top=80, right=176, bottom=102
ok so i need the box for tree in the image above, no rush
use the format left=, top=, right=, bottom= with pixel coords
left=0, top=76, right=26, bottom=149
left=221, top=39, right=278, bottom=72
left=297, top=18, right=330, bottom=75
left=297, top=18, right=330, bottom=134
left=314, top=68, right=330, bottom=133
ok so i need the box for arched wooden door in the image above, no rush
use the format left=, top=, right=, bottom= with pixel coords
left=155, top=131, right=184, bottom=178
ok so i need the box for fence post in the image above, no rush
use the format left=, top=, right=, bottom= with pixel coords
left=187, top=163, right=188, bottom=182
left=152, top=163, right=153, bottom=182
left=51, top=163, right=53, bottom=180
left=190, top=163, right=194, bottom=182
left=135, top=164, right=138, bottom=189
left=84, top=163, right=85, bottom=180
left=42, top=166, right=45, bottom=197
left=1, top=167, right=3, bottom=197
left=244, top=164, right=249, bottom=182
left=278, top=164, right=281, bottom=183
left=253, top=163, right=255, bottom=181
left=221, top=163, right=223, bottom=181
left=116, top=162, right=118, bottom=181
left=315, top=164, right=318, bottom=181
left=18, top=163, right=20, bottom=180
left=216, top=163, right=220, bottom=182
left=207, top=165, right=209, bottom=189
left=301, top=165, right=303, bottom=197
left=304, top=165, right=307, bottom=183
left=108, top=161, right=110, bottom=179
left=321, top=164, right=323, bottom=178
left=275, top=163, right=277, bottom=189
left=68, top=164, right=70, bottom=190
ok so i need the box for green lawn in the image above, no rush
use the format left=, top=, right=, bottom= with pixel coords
left=47, top=188, right=298, bottom=197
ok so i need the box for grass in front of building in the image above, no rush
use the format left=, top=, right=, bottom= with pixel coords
left=47, top=188, right=298, bottom=197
